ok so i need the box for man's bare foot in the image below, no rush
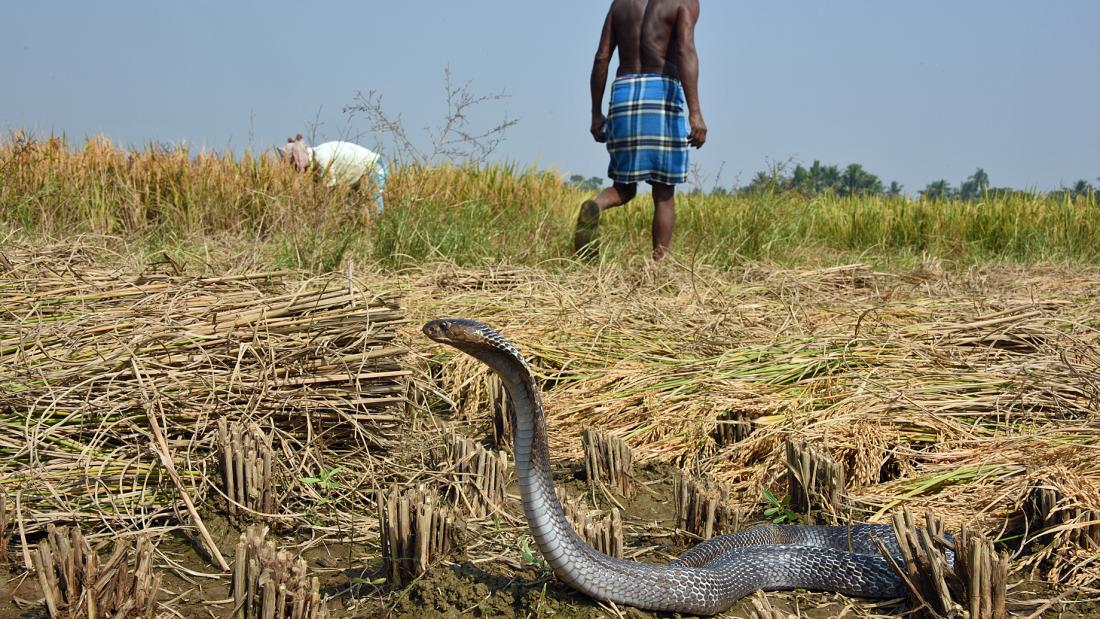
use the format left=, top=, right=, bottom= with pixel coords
left=573, top=200, right=601, bottom=260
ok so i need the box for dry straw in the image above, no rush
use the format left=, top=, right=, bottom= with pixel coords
left=674, top=471, right=742, bottom=541
left=555, top=487, right=625, bottom=559
left=785, top=440, right=846, bottom=524
left=219, top=419, right=280, bottom=524
left=376, top=484, right=456, bottom=586
left=1, top=241, right=408, bottom=537
left=433, top=427, right=511, bottom=519
left=0, top=494, right=10, bottom=564
left=410, top=260, right=1100, bottom=596
left=878, top=508, right=1008, bottom=619
left=582, top=428, right=636, bottom=498
left=2, top=234, right=1099, bottom=614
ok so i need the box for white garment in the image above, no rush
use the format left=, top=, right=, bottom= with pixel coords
left=309, top=141, right=385, bottom=187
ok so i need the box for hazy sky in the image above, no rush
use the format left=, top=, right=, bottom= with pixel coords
left=3, top=1, right=1098, bottom=192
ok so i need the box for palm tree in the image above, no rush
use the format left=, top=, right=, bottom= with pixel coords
left=959, top=168, right=990, bottom=200
left=922, top=180, right=954, bottom=201
left=821, top=163, right=841, bottom=193
left=806, top=160, right=842, bottom=194
left=808, top=160, right=823, bottom=193
left=791, top=164, right=810, bottom=193
left=838, top=164, right=883, bottom=197
left=566, top=175, right=604, bottom=192
left=743, top=170, right=783, bottom=194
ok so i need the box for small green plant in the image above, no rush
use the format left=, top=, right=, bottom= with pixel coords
left=517, top=536, right=549, bottom=573
left=300, top=466, right=343, bottom=490
left=299, top=466, right=344, bottom=514
left=762, top=489, right=800, bottom=524
left=535, top=582, right=548, bottom=613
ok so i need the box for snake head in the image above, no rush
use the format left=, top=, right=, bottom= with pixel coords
left=423, top=319, right=520, bottom=362
left=422, top=318, right=458, bottom=344
left=423, top=318, right=489, bottom=347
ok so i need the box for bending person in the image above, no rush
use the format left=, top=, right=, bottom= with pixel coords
left=283, top=134, right=387, bottom=214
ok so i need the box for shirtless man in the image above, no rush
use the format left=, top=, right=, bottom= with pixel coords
left=574, top=0, right=706, bottom=261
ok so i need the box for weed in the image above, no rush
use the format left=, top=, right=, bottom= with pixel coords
left=762, top=489, right=801, bottom=525
left=301, top=466, right=343, bottom=491
left=517, top=536, right=549, bottom=573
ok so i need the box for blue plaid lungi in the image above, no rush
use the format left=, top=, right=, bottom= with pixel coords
left=606, top=74, right=690, bottom=186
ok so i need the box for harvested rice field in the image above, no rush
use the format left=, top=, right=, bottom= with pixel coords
left=1, top=237, right=1098, bottom=618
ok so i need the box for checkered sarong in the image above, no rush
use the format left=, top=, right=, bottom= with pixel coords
left=606, top=74, right=690, bottom=186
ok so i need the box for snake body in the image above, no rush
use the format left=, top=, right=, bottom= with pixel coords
left=424, top=318, right=917, bottom=615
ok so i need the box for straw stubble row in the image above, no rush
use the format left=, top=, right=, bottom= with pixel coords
left=220, top=419, right=278, bottom=523
left=32, top=524, right=160, bottom=619
left=232, top=525, right=327, bottom=619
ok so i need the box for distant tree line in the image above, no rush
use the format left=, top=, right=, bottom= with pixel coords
left=565, top=174, right=605, bottom=193
left=741, top=161, right=894, bottom=197
left=911, top=168, right=1096, bottom=201
left=921, top=168, right=1014, bottom=201
left=567, top=163, right=1098, bottom=200
left=736, top=162, right=1097, bottom=200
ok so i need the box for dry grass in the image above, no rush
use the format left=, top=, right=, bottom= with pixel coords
left=407, top=258, right=1100, bottom=596
left=0, top=241, right=407, bottom=541
left=4, top=133, right=1100, bottom=273
left=2, top=238, right=1099, bottom=616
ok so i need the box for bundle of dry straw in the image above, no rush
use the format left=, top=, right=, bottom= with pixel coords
left=1, top=242, right=408, bottom=534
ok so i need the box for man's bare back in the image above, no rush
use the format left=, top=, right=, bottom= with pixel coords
left=603, top=0, right=686, bottom=77
left=577, top=0, right=706, bottom=261
left=591, top=0, right=705, bottom=148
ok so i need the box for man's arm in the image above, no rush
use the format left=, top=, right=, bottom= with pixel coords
left=590, top=9, right=616, bottom=143
left=676, top=1, right=706, bottom=148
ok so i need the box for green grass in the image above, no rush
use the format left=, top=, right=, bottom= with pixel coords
left=3, top=134, right=1098, bottom=270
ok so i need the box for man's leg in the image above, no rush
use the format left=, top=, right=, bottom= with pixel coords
left=574, top=182, right=637, bottom=257
left=650, top=182, right=676, bottom=260
left=593, top=182, right=637, bottom=211
left=373, top=161, right=387, bottom=215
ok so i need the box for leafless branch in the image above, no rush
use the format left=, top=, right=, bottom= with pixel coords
left=344, top=66, right=518, bottom=167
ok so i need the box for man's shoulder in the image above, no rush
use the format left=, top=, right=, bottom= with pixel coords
left=641, top=0, right=697, bottom=23
left=651, top=0, right=698, bottom=14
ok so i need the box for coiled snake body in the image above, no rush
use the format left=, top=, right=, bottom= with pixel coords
left=424, top=318, right=916, bottom=615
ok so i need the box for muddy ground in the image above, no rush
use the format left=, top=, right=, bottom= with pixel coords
left=1, top=459, right=1080, bottom=618
left=0, top=461, right=916, bottom=618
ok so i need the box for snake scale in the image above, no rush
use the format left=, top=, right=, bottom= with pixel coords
left=424, top=318, right=925, bottom=615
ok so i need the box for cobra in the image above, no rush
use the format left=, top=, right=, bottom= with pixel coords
left=424, top=318, right=924, bottom=615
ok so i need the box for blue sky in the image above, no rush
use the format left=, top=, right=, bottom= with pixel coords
left=3, top=1, right=1097, bottom=192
